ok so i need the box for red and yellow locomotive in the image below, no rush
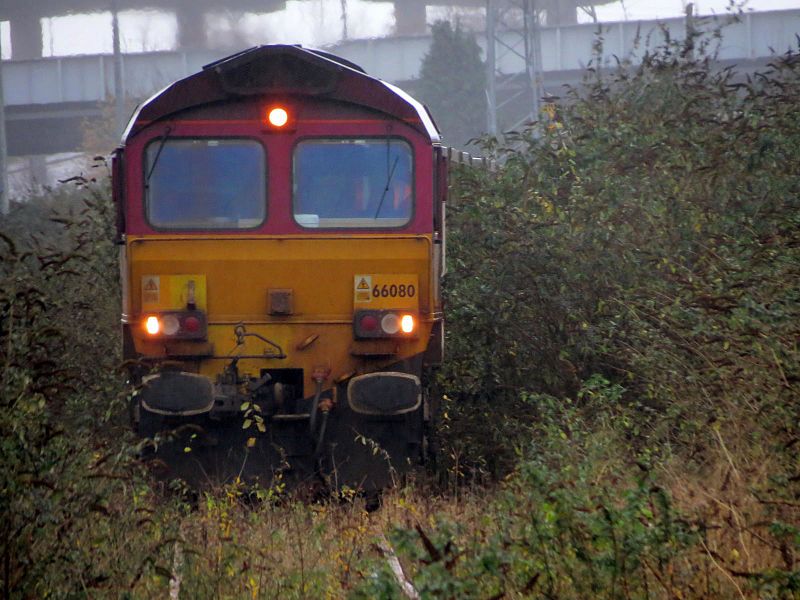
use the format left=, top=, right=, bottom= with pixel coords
left=114, top=45, right=447, bottom=491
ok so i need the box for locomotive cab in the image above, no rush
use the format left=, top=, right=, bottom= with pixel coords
left=115, top=45, right=447, bottom=491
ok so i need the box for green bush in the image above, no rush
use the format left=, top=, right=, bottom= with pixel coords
left=438, top=38, right=800, bottom=470
left=0, top=174, right=142, bottom=597
left=430, top=35, right=800, bottom=597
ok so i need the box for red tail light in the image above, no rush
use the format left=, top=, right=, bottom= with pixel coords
left=183, top=316, right=201, bottom=333
left=359, top=314, right=379, bottom=333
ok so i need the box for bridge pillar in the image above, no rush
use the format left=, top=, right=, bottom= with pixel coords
left=8, top=12, right=43, bottom=59
left=394, top=0, right=427, bottom=36
left=175, top=7, right=207, bottom=49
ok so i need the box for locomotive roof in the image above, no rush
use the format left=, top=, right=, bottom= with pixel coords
left=123, top=44, right=441, bottom=143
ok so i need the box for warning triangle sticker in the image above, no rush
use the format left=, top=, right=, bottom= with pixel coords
left=357, top=278, right=370, bottom=290
left=144, top=278, right=158, bottom=291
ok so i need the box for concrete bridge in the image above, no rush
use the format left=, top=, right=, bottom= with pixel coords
left=0, top=0, right=493, bottom=60
left=1, top=1, right=618, bottom=63
left=3, top=8, right=799, bottom=157
left=331, top=8, right=800, bottom=83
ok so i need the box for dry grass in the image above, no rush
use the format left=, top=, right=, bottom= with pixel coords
left=123, top=478, right=489, bottom=598
left=664, top=446, right=800, bottom=599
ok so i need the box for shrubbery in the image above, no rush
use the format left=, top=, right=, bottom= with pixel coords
left=0, top=172, right=141, bottom=595
left=430, top=36, right=800, bottom=596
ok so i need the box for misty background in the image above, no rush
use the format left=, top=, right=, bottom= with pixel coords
left=4, top=0, right=800, bottom=58
left=1, top=0, right=799, bottom=205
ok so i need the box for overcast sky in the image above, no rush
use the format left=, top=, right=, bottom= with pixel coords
left=1, top=0, right=800, bottom=59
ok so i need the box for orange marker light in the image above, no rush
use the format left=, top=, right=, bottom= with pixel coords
left=145, top=316, right=160, bottom=335
left=401, top=314, right=415, bottom=334
left=267, top=107, right=289, bottom=128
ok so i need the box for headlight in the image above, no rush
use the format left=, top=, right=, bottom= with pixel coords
left=354, top=310, right=418, bottom=339
left=142, top=310, right=207, bottom=340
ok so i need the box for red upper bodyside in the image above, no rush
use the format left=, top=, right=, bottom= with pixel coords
left=120, top=45, right=441, bottom=237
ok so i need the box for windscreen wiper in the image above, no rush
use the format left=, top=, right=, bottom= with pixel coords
left=144, top=126, right=172, bottom=188
left=373, top=156, right=399, bottom=219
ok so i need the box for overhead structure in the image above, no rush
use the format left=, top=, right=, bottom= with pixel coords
left=367, top=0, right=609, bottom=35
left=485, top=0, right=544, bottom=134
left=484, top=0, right=612, bottom=133
left=0, top=0, right=610, bottom=60
left=0, top=0, right=287, bottom=59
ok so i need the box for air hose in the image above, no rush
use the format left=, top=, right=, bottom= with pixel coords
left=308, top=378, right=323, bottom=435
left=315, top=409, right=330, bottom=457
left=308, top=378, right=332, bottom=458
